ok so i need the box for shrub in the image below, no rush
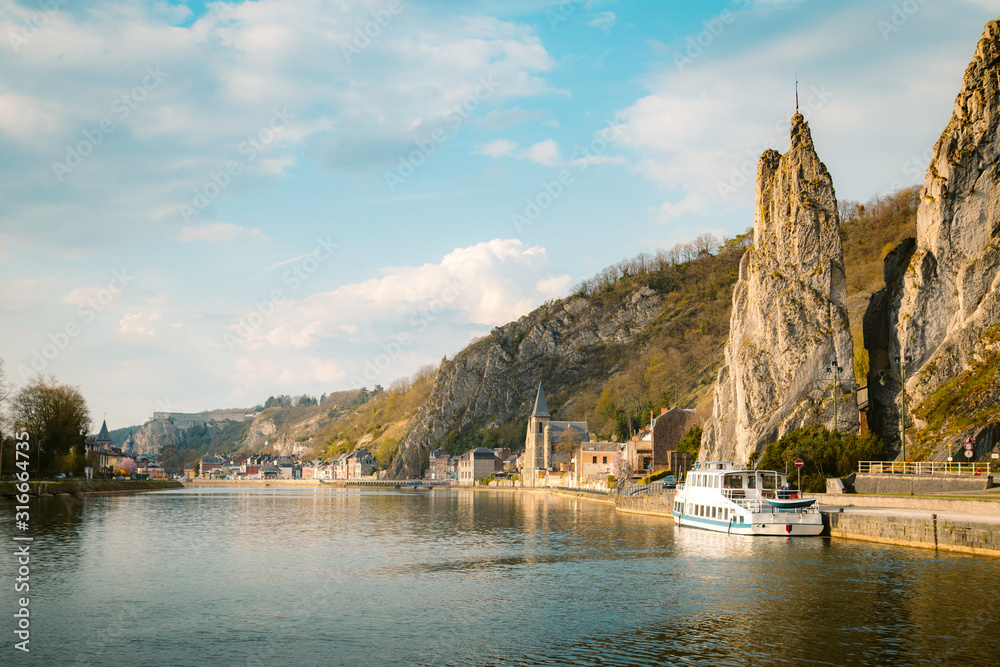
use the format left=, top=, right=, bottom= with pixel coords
left=757, top=425, right=887, bottom=493
left=676, top=425, right=702, bottom=457
left=637, top=469, right=671, bottom=484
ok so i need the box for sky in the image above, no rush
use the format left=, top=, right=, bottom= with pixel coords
left=1, top=0, right=998, bottom=429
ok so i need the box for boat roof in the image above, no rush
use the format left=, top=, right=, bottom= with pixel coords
left=693, top=462, right=788, bottom=475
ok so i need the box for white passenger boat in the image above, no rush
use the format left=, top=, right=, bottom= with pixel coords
left=671, top=461, right=824, bottom=536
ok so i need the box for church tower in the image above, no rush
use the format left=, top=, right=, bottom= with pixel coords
left=523, top=383, right=551, bottom=487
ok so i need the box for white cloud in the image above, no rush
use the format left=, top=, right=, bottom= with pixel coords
left=0, top=1, right=557, bottom=249
left=615, top=1, right=987, bottom=221
left=119, top=311, right=161, bottom=337
left=536, top=274, right=572, bottom=298
left=588, top=12, right=616, bottom=32
left=522, top=139, right=561, bottom=166
left=475, top=139, right=519, bottom=157
left=239, top=238, right=557, bottom=352
left=178, top=223, right=269, bottom=243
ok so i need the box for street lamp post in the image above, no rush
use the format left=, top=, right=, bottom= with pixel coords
left=878, top=353, right=913, bottom=464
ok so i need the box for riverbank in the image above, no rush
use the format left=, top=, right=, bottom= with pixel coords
left=0, top=479, right=183, bottom=498
left=608, top=487, right=1000, bottom=557
left=171, top=481, right=1000, bottom=557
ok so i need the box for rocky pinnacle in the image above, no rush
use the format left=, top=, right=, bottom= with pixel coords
left=700, top=113, right=857, bottom=465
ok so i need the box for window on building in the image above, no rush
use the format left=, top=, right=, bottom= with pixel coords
left=592, top=456, right=597, bottom=464
left=602, top=456, right=607, bottom=464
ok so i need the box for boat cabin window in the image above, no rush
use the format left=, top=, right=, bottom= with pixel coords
left=761, top=473, right=782, bottom=490
left=723, top=474, right=743, bottom=489
left=746, top=475, right=756, bottom=489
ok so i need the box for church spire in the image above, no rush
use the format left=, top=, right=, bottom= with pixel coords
left=97, top=419, right=111, bottom=443
left=531, top=383, right=550, bottom=418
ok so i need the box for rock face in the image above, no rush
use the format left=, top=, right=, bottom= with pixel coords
left=389, top=288, right=664, bottom=478
left=131, top=419, right=185, bottom=457
left=700, top=113, right=857, bottom=465
left=872, top=20, right=1000, bottom=457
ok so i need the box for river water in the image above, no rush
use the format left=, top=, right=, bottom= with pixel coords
left=1, top=487, right=998, bottom=666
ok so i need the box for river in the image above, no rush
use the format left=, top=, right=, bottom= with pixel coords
left=1, top=486, right=998, bottom=666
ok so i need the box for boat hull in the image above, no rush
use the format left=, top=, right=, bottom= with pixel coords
left=672, top=511, right=824, bottom=536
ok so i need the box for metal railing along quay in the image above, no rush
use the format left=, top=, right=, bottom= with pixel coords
left=620, top=480, right=672, bottom=497
left=554, top=486, right=611, bottom=496
left=859, top=461, right=995, bottom=476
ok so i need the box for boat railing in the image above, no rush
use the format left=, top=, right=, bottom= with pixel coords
left=721, top=488, right=811, bottom=513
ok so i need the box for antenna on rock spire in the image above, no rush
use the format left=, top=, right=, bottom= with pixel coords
left=795, top=75, right=799, bottom=114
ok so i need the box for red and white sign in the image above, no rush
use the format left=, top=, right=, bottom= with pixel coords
left=965, top=450, right=974, bottom=458
left=794, top=458, right=805, bottom=469
left=964, top=443, right=974, bottom=451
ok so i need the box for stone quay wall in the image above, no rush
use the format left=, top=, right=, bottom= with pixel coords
left=615, top=490, right=676, bottom=518
left=824, top=510, right=1000, bottom=557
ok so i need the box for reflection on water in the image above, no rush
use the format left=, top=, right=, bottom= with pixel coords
left=0, top=487, right=998, bottom=666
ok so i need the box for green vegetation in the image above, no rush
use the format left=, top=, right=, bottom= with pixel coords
left=757, top=425, right=888, bottom=493
left=637, top=469, right=671, bottom=484
left=553, top=231, right=753, bottom=441
left=676, top=425, right=703, bottom=458
left=157, top=444, right=203, bottom=472
left=912, top=323, right=1000, bottom=451
left=7, top=375, right=89, bottom=476
left=312, top=367, right=437, bottom=465
left=179, top=420, right=253, bottom=455
left=0, top=479, right=182, bottom=495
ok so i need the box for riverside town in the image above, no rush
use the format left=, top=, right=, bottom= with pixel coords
left=3, top=4, right=1000, bottom=666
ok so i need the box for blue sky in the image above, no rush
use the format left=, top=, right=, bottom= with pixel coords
left=1, top=0, right=997, bottom=429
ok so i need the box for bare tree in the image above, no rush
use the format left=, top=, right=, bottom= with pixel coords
left=692, top=233, right=719, bottom=257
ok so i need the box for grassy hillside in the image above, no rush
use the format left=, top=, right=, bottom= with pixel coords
left=910, top=323, right=1000, bottom=457
left=550, top=233, right=752, bottom=440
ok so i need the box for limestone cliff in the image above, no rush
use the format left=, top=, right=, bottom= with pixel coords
left=700, top=113, right=857, bottom=465
left=388, top=288, right=664, bottom=478
left=871, top=19, right=1000, bottom=458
